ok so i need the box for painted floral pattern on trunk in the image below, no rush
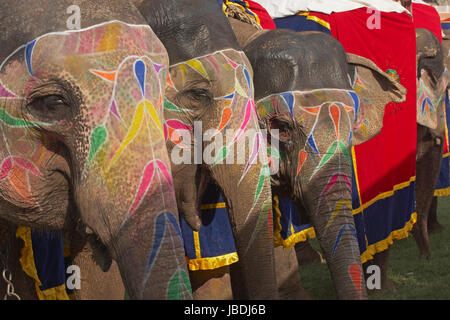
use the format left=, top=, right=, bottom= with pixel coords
left=256, top=88, right=364, bottom=297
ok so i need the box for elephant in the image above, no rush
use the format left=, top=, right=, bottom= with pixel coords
left=412, top=28, right=448, bottom=260
left=426, top=27, right=450, bottom=237
left=133, top=0, right=279, bottom=300
left=0, top=0, right=192, bottom=300
left=360, top=27, right=448, bottom=292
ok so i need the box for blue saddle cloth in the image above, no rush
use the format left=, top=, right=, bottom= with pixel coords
left=274, top=12, right=331, bottom=34
left=180, top=181, right=238, bottom=271
left=16, top=226, right=71, bottom=299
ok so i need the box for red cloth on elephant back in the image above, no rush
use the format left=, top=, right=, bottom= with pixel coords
left=314, top=8, right=417, bottom=262
left=412, top=2, right=443, bottom=43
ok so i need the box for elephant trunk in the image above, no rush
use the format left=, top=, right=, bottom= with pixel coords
left=112, top=199, right=191, bottom=299
left=209, top=160, right=279, bottom=299
left=72, top=53, right=192, bottom=299
left=76, top=164, right=192, bottom=300
left=301, top=157, right=367, bottom=300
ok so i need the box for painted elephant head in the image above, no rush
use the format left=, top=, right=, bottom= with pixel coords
left=136, top=0, right=278, bottom=299
left=244, top=29, right=406, bottom=299
left=416, top=28, right=448, bottom=136
left=0, top=0, right=191, bottom=300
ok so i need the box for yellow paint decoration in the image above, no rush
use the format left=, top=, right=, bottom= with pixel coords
left=144, top=100, right=163, bottom=135
left=97, top=23, right=122, bottom=52
left=325, top=199, right=352, bottom=230
left=107, top=102, right=145, bottom=170
left=186, top=59, right=209, bottom=79
left=235, top=77, right=248, bottom=98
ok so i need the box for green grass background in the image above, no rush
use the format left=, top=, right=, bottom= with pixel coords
left=299, top=196, right=450, bottom=299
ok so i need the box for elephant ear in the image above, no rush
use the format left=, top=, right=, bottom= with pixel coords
left=347, top=53, right=407, bottom=145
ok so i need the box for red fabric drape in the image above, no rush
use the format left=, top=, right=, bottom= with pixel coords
left=412, top=2, right=443, bottom=43
left=321, top=9, right=417, bottom=208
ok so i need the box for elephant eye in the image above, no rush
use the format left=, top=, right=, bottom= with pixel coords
left=27, top=95, right=72, bottom=122
left=268, top=117, right=293, bottom=142
left=185, top=88, right=212, bottom=101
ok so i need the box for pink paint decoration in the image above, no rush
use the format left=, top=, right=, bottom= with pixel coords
left=163, top=123, right=169, bottom=141
left=14, top=157, right=40, bottom=176
left=129, top=161, right=155, bottom=216
left=153, top=63, right=164, bottom=73
left=0, top=157, right=13, bottom=181
left=129, top=160, right=173, bottom=216
left=321, top=173, right=351, bottom=196
left=110, top=99, right=121, bottom=119
left=240, top=132, right=261, bottom=183
left=0, top=157, right=40, bottom=182
left=231, top=99, right=253, bottom=144
left=0, top=81, right=16, bottom=98
left=156, top=160, right=173, bottom=188
left=225, top=56, right=238, bottom=69
left=165, top=119, right=192, bottom=131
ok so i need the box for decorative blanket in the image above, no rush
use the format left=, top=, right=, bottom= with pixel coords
left=273, top=11, right=331, bottom=34
left=16, top=226, right=71, bottom=300
left=180, top=181, right=238, bottom=271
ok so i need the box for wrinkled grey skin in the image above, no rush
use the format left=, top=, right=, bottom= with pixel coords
left=0, top=0, right=190, bottom=300
left=136, top=0, right=278, bottom=300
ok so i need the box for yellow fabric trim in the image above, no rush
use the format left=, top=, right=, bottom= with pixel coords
left=272, top=195, right=316, bottom=248
left=360, top=212, right=417, bottom=264
left=16, top=226, right=70, bottom=300
left=273, top=195, right=285, bottom=246
left=351, top=176, right=416, bottom=215
left=186, top=252, right=239, bottom=271
left=306, top=15, right=331, bottom=30
left=444, top=99, right=449, bottom=155
left=38, top=284, right=70, bottom=300
left=295, top=12, right=331, bottom=30
left=276, top=227, right=316, bottom=249
left=443, top=152, right=450, bottom=158
left=351, top=147, right=363, bottom=212
left=435, top=187, right=450, bottom=197
left=193, top=231, right=201, bottom=259
left=200, top=202, right=226, bottom=210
